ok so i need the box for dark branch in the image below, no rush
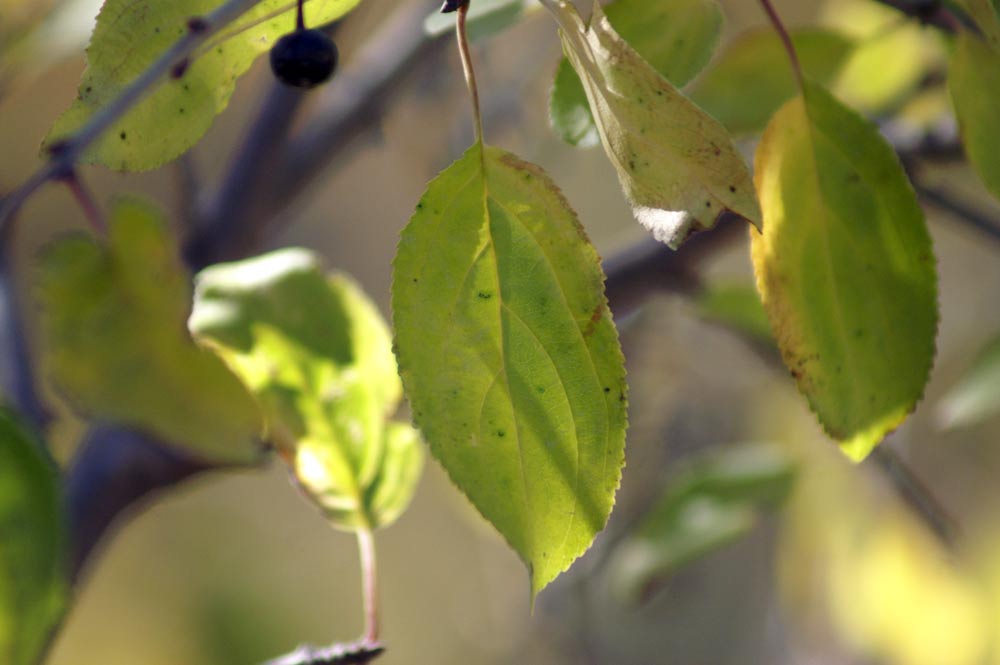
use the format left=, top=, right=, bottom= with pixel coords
left=263, top=641, right=384, bottom=665
left=870, top=0, right=973, bottom=33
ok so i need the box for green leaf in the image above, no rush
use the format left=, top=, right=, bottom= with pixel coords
left=949, top=32, right=1000, bottom=202
left=0, top=410, right=66, bottom=665
left=551, top=0, right=760, bottom=248
left=687, top=28, right=854, bottom=135
left=607, top=443, right=794, bottom=604
left=424, top=0, right=530, bottom=41
left=190, top=249, right=421, bottom=530
left=695, top=283, right=773, bottom=346
left=549, top=0, right=722, bottom=147
left=751, top=82, right=938, bottom=461
left=43, top=0, right=361, bottom=171
left=937, top=334, right=1000, bottom=429
left=37, top=197, right=264, bottom=464
left=392, top=142, right=627, bottom=598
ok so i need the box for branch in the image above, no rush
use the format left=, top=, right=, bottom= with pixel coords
left=870, top=0, right=972, bottom=32
left=0, top=217, right=50, bottom=431
left=263, top=642, right=384, bottom=665
left=915, top=181, right=1000, bottom=244
left=0, top=0, right=269, bottom=231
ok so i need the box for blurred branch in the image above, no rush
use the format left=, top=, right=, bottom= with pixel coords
left=871, top=0, right=974, bottom=32
left=915, top=181, right=1000, bottom=244
left=0, top=0, right=269, bottom=231
left=0, top=216, right=50, bottom=431
left=871, top=445, right=961, bottom=548
left=65, top=425, right=218, bottom=582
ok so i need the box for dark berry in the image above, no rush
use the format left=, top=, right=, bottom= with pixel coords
left=269, top=29, right=338, bottom=89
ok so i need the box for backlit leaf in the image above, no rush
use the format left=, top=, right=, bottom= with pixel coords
left=190, top=249, right=421, bottom=530
left=392, top=142, right=627, bottom=598
left=687, top=28, right=854, bottom=135
left=549, top=0, right=722, bottom=147
left=551, top=0, right=760, bottom=248
left=751, top=82, right=938, bottom=461
left=44, top=0, right=361, bottom=171
left=37, top=198, right=264, bottom=464
left=0, top=410, right=66, bottom=665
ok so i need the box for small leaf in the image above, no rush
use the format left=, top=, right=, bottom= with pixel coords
left=392, top=142, right=627, bottom=598
left=424, top=0, right=529, bottom=41
left=37, top=198, right=264, bottom=464
left=695, top=283, right=773, bottom=346
left=949, top=31, right=1000, bottom=202
left=0, top=410, right=66, bottom=665
left=937, top=334, right=1000, bottom=429
left=549, top=0, right=722, bottom=147
left=687, top=28, right=854, bottom=135
left=191, top=249, right=421, bottom=530
left=44, top=0, right=362, bottom=171
left=607, top=443, right=794, bottom=604
left=552, top=0, right=760, bottom=248
left=751, top=82, right=938, bottom=461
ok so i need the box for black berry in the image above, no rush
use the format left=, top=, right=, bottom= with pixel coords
left=269, top=29, right=338, bottom=89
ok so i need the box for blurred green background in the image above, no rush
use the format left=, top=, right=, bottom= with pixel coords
left=4, top=0, right=1000, bottom=663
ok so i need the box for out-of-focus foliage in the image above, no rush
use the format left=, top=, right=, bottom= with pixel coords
left=949, top=4, right=1000, bottom=202
left=937, top=333, right=1000, bottom=429
left=688, top=28, right=854, bottom=135
left=44, top=0, right=363, bottom=171
left=424, top=0, right=535, bottom=40
left=695, top=282, right=773, bottom=347
left=771, top=403, right=990, bottom=665
left=0, top=410, right=66, bottom=665
left=549, top=0, right=722, bottom=147
left=607, top=442, right=794, bottom=604
left=37, top=198, right=265, bottom=464
left=820, top=0, right=944, bottom=113
left=752, top=82, right=937, bottom=461
left=393, top=142, right=627, bottom=599
left=191, top=249, right=423, bottom=532
left=551, top=0, right=760, bottom=248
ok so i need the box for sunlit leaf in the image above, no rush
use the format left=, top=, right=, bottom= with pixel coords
left=191, top=249, right=421, bottom=530
left=392, top=142, right=627, bottom=598
left=949, top=31, right=1000, bottom=202
left=424, top=0, right=531, bottom=41
left=44, top=0, right=361, bottom=171
left=37, top=197, right=264, bottom=464
left=549, top=0, right=722, bottom=147
left=937, top=333, right=1000, bottom=429
left=695, top=283, right=773, bottom=346
left=687, top=28, right=854, bottom=135
left=0, top=410, right=66, bottom=665
left=751, top=82, right=938, bottom=461
left=551, top=0, right=760, bottom=248
left=607, top=442, right=794, bottom=604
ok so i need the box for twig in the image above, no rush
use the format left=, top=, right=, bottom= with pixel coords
left=62, top=171, right=106, bottom=235
left=871, top=445, right=960, bottom=548
left=0, top=0, right=269, bottom=231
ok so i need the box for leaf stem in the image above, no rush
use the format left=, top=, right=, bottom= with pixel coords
left=357, top=528, right=379, bottom=645
left=757, top=0, right=803, bottom=90
left=0, top=0, right=270, bottom=232
left=62, top=171, right=107, bottom=236
left=455, top=2, right=484, bottom=145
